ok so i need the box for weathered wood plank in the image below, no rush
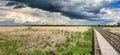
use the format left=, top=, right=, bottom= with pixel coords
left=94, top=30, right=101, bottom=55
left=94, top=29, right=118, bottom=55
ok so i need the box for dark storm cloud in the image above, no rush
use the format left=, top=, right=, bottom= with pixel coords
left=9, top=0, right=60, bottom=11
left=6, top=0, right=114, bottom=20
left=6, top=1, right=26, bottom=8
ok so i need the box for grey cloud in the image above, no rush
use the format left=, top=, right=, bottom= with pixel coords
left=0, top=0, right=26, bottom=9
left=7, top=0, right=114, bottom=20
left=0, top=7, right=86, bottom=25
left=0, top=0, right=118, bottom=25
left=0, top=7, right=118, bottom=25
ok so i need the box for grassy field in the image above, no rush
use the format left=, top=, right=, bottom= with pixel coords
left=103, top=27, right=120, bottom=35
left=0, top=26, right=93, bottom=55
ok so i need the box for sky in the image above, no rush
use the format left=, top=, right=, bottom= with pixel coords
left=0, top=0, right=120, bottom=25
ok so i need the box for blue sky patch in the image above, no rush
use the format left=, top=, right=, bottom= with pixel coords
left=109, top=0, right=120, bottom=9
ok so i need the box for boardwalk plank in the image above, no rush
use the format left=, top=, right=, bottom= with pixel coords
left=94, top=29, right=118, bottom=55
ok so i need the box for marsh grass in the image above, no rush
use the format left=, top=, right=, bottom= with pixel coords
left=0, top=28, right=93, bottom=55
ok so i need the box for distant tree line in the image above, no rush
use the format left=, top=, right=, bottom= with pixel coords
left=92, top=22, right=120, bottom=27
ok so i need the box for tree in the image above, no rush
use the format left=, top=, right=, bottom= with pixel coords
left=117, top=22, right=120, bottom=26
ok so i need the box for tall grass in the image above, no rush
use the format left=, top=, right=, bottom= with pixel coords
left=54, top=28, right=94, bottom=55
left=0, top=28, right=93, bottom=55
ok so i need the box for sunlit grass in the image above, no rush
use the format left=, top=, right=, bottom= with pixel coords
left=0, top=28, right=93, bottom=55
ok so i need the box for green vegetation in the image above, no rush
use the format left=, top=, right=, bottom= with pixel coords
left=54, top=29, right=93, bottom=55
left=117, top=22, right=120, bottom=26
left=0, top=28, right=93, bottom=55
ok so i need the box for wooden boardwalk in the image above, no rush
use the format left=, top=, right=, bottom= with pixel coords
left=94, top=29, right=118, bottom=55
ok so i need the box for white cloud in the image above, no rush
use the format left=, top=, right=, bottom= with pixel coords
left=0, top=7, right=120, bottom=25
left=98, top=8, right=120, bottom=24
left=0, top=0, right=119, bottom=25
left=100, top=8, right=112, bottom=15
left=52, top=0, right=114, bottom=15
left=0, top=1, right=14, bottom=9
left=6, top=0, right=114, bottom=19
left=0, top=7, right=90, bottom=25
